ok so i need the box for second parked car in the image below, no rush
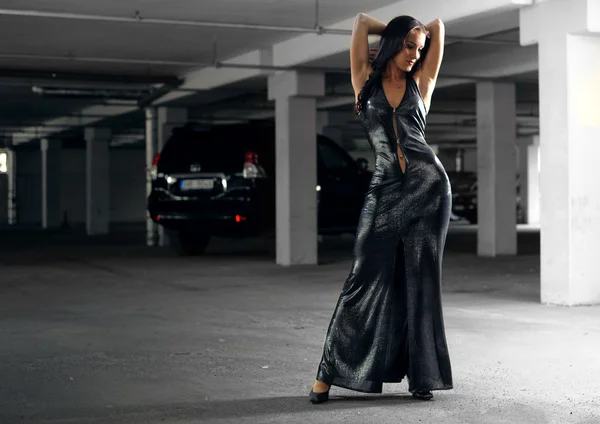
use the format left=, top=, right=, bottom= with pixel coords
left=447, top=171, right=524, bottom=224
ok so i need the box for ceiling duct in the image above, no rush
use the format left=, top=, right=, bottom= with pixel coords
left=31, top=85, right=152, bottom=100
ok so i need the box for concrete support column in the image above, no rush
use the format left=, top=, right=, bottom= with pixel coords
left=40, top=139, right=61, bottom=229
left=84, top=127, right=110, bottom=236
left=516, top=138, right=528, bottom=223
left=517, top=135, right=540, bottom=225
left=521, top=0, right=600, bottom=305
left=476, top=82, right=517, bottom=256
left=526, top=136, right=540, bottom=225
left=158, top=107, right=188, bottom=150
left=145, top=107, right=158, bottom=246
left=268, top=71, right=324, bottom=266
left=455, top=148, right=465, bottom=172
left=6, top=149, right=16, bottom=225
left=156, top=107, right=188, bottom=247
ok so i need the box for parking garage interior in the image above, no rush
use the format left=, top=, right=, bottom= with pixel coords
left=1, top=1, right=600, bottom=423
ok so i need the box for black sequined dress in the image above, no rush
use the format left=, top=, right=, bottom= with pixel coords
left=316, top=76, right=453, bottom=394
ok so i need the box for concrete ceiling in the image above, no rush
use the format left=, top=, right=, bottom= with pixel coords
left=0, top=0, right=401, bottom=75
left=0, top=0, right=541, bottom=147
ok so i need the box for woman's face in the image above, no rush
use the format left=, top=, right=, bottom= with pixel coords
left=392, top=29, right=426, bottom=73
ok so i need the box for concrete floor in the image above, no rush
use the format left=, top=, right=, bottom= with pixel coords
left=1, top=226, right=599, bottom=424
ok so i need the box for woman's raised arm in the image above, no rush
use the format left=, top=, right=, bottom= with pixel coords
left=415, top=18, right=445, bottom=110
left=350, top=13, right=386, bottom=99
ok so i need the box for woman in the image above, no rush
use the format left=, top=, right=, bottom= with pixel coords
left=309, top=13, right=452, bottom=403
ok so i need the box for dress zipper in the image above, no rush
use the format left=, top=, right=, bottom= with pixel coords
left=392, top=107, right=407, bottom=172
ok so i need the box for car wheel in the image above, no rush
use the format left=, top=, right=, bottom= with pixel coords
left=174, top=232, right=211, bottom=256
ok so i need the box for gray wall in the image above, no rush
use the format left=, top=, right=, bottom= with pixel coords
left=15, top=148, right=145, bottom=226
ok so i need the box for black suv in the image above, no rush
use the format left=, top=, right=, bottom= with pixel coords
left=147, top=123, right=372, bottom=254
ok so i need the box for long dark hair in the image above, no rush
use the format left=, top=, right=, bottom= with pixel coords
left=355, top=15, right=430, bottom=115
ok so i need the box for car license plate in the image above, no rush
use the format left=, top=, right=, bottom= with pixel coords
left=180, top=179, right=215, bottom=191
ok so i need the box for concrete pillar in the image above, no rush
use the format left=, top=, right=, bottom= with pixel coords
left=158, top=107, right=188, bottom=150
left=6, top=149, right=16, bottom=225
left=268, top=71, right=324, bottom=266
left=516, top=138, right=527, bottom=224
left=0, top=150, right=7, bottom=225
left=40, top=139, right=61, bottom=229
left=526, top=136, right=540, bottom=225
left=84, top=127, right=110, bottom=235
left=517, top=135, right=540, bottom=225
left=145, top=107, right=158, bottom=246
left=520, top=0, right=600, bottom=305
left=156, top=107, right=188, bottom=247
left=476, top=81, right=517, bottom=256
left=455, top=148, right=465, bottom=172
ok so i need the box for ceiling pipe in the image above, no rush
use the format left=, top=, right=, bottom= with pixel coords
left=0, top=8, right=349, bottom=35
left=0, top=8, right=518, bottom=45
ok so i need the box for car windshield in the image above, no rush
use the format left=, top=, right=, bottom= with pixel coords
left=159, top=127, right=273, bottom=174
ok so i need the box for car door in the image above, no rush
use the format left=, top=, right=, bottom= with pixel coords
left=317, top=137, right=368, bottom=231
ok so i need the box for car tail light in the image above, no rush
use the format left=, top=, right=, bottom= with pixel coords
left=150, top=153, right=160, bottom=179
left=243, top=151, right=267, bottom=179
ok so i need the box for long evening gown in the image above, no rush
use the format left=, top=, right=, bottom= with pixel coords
left=315, top=75, right=453, bottom=394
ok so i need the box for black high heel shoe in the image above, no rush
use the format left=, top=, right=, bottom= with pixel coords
left=412, top=390, right=433, bottom=400
left=309, top=389, right=330, bottom=404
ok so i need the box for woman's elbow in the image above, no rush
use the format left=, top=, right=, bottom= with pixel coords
left=355, top=13, right=367, bottom=25
left=429, top=18, right=444, bottom=31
